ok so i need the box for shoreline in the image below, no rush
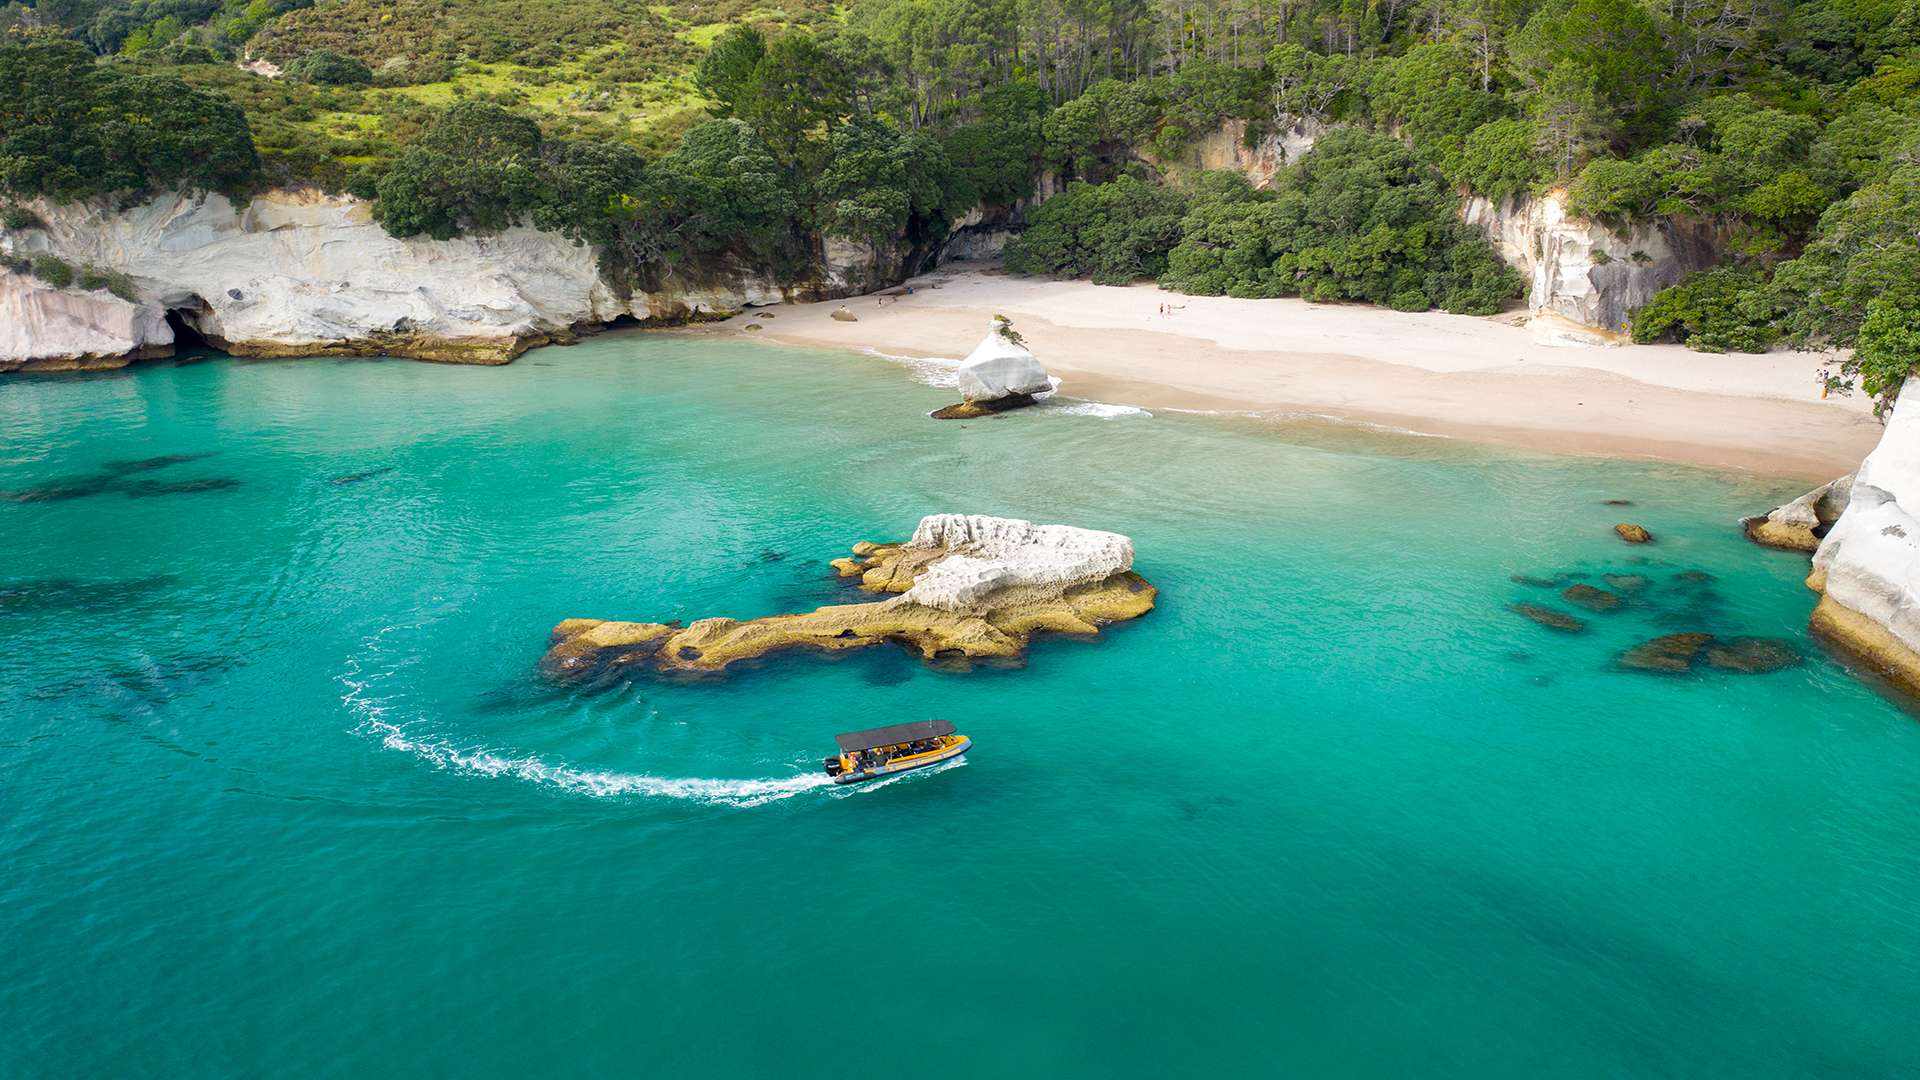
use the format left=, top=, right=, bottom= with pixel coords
left=724, top=265, right=1880, bottom=482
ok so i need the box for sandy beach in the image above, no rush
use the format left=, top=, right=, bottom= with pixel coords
left=728, top=265, right=1880, bottom=481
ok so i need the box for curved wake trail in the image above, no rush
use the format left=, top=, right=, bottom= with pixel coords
left=337, top=629, right=835, bottom=808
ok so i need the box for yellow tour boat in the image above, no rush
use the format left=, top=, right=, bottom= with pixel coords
left=823, top=719, right=970, bottom=784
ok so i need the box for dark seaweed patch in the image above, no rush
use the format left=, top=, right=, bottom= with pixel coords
left=98, top=452, right=213, bottom=476
left=1, top=453, right=232, bottom=502
left=858, top=655, right=912, bottom=686
left=0, top=475, right=122, bottom=502
left=0, top=574, right=177, bottom=615
left=122, top=477, right=242, bottom=498
left=331, top=466, right=397, bottom=486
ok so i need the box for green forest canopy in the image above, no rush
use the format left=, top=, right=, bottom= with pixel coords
left=1, top=0, right=1917, bottom=398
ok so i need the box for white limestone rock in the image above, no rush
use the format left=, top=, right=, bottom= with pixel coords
left=1810, top=398, right=1920, bottom=665
left=1, top=189, right=784, bottom=367
left=1194, top=115, right=1325, bottom=189
left=1462, top=189, right=1729, bottom=339
left=1744, top=474, right=1853, bottom=553
left=0, top=268, right=170, bottom=371
left=1191, top=116, right=1723, bottom=342
left=955, top=318, right=1051, bottom=402
left=894, top=514, right=1134, bottom=611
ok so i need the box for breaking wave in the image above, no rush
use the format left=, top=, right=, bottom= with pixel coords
left=1045, top=399, right=1153, bottom=419
left=862, top=347, right=960, bottom=389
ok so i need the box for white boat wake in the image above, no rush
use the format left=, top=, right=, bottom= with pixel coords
left=337, top=629, right=846, bottom=808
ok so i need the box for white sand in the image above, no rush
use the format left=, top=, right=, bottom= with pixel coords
left=728, top=265, right=1880, bottom=481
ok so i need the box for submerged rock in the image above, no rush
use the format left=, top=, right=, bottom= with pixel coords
left=933, top=317, right=1052, bottom=420
left=1619, top=633, right=1713, bottom=673
left=1614, top=523, right=1653, bottom=543
left=1561, top=584, right=1624, bottom=612
left=1742, top=474, right=1853, bottom=553
left=1601, top=573, right=1648, bottom=593
left=543, top=514, right=1154, bottom=679
left=1618, top=633, right=1799, bottom=674
left=1702, top=636, right=1801, bottom=673
left=1509, top=603, right=1587, bottom=633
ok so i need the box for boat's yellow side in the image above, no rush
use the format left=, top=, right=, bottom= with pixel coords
left=837, top=734, right=969, bottom=782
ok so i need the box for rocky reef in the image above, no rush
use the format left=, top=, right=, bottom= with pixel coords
left=1807, top=395, right=1920, bottom=695
left=1744, top=474, right=1854, bottom=553
left=542, top=514, right=1154, bottom=679
left=1506, top=558, right=1798, bottom=677
left=930, top=317, right=1054, bottom=419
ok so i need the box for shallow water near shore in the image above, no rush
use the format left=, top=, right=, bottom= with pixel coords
left=4, top=334, right=1918, bottom=1077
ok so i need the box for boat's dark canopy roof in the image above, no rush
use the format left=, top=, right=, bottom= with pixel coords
left=835, top=719, right=956, bottom=752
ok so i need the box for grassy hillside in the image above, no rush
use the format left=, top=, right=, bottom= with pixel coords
left=6, top=0, right=837, bottom=184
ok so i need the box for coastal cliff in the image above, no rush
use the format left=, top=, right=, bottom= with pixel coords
left=1808, top=395, right=1920, bottom=695
left=0, top=189, right=909, bottom=370
left=0, top=190, right=797, bottom=366
left=1463, top=190, right=1729, bottom=343
left=0, top=266, right=171, bottom=372
left=1186, top=118, right=1727, bottom=343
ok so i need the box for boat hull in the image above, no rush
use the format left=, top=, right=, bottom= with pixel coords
left=831, top=737, right=970, bottom=784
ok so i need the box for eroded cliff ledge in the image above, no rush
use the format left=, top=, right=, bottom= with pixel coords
left=542, top=514, right=1155, bottom=679
left=0, top=189, right=909, bottom=371
left=1807, top=394, right=1920, bottom=697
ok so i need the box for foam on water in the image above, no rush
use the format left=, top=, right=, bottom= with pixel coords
left=1045, top=399, right=1153, bottom=419
left=337, top=631, right=834, bottom=808
left=863, top=347, right=960, bottom=389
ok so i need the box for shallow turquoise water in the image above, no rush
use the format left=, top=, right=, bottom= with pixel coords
left=3, top=335, right=1918, bottom=1077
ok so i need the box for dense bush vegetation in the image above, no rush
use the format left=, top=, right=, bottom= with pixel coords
left=0, top=39, right=257, bottom=200
left=282, top=47, right=369, bottom=85
left=1003, top=176, right=1190, bottom=284
left=6, top=0, right=1919, bottom=396
left=1630, top=268, right=1780, bottom=352
left=1007, top=131, right=1522, bottom=314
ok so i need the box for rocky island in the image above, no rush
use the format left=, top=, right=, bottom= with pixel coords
left=542, top=514, right=1154, bottom=679
left=929, top=317, right=1054, bottom=419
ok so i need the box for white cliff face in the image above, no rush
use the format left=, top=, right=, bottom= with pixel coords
left=1809, top=395, right=1920, bottom=687
left=1463, top=189, right=1729, bottom=341
left=0, top=268, right=171, bottom=371
left=1189, top=119, right=1725, bottom=342
left=1, top=189, right=785, bottom=368
left=1744, top=474, right=1854, bottom=552
left=1193, top=116, right=1325, bottom=188
left=955, top=319, right=1052, bottom=401
left=895, top=514, right=1135, bottom=611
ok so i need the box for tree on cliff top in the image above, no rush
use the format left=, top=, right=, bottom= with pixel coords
left=0, top=39, right=257, bottom=201
left=372, top=101, right=544, bottom=239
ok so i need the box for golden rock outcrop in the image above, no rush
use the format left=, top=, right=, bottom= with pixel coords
left=543, top=515, right=1155, bottom=679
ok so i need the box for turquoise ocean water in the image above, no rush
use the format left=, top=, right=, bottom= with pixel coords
left=3, top=334, right=1918, bottom=1077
